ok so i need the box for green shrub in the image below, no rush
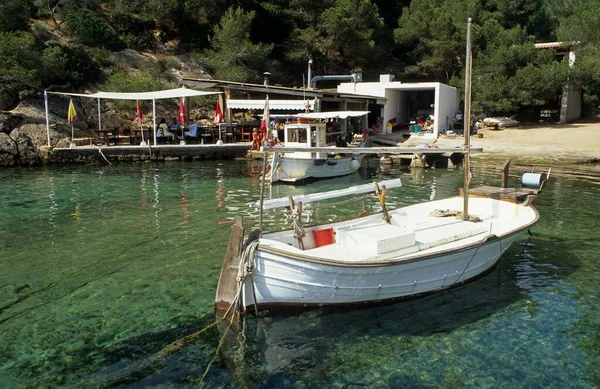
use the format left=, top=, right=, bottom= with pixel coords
left=66, top=8, right=125, bottom=51
left=88, top=47, right=115, bottom=67
left=0, top=31, right=42, bottom=85
left=62, top=46, right=101, bottom=86
left=109, top=13, right=156, bottom=51
left=0, top=0, right=31, bottom=32
left=101, top=68, right=173, bottom=109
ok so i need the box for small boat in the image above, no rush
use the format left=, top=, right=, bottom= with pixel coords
left=482, top=117, right=519, bottom=129
left=215, top=19, right=548, bottom=316
left=215, top=169, right=548, bottom=314
left=267, top=111, right=369, bottom=183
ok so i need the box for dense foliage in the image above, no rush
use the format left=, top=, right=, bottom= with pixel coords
left=0, top=0, right=599, bottom=115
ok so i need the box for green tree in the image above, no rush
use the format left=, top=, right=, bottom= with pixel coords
left=0, top=31, right=41, bottom=85
left=0, top=0, right=31, bottom=32
left=319, top=0, right=384, bottom=72
left=194, top=7, right=273, bottom=82
left=285, top=0, right=383, bottom=74
left=394, top=0, right=482, bottom=83
left=469, top=26, right=568, bottom=114
left=66, top=8, right=125, bottom=51
left=556, top=0, right=600, bottom=91
left=33, top=0, right=99, bottom=30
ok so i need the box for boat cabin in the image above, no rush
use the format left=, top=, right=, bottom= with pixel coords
left=282, top=119, right=344, bottom=159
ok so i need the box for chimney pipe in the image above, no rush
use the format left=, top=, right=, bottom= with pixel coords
left=263, top=72, right=271, bottom=86
left=307, top=59, right=313, bottom=89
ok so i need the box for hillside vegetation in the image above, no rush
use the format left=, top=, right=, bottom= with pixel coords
left=0, top=0, right=599, bottom=165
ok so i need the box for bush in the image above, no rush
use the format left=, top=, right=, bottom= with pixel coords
left=62, top=46, right=101, bottom=86
left=66, top=8, right=125, bottom=51
left=0, top=31, right=41, bottom=85
left=0, top=0, right=31, bottom=33
left=109, top=13, right=156, bottom=51
left=101, top=69, right=173, bottom=109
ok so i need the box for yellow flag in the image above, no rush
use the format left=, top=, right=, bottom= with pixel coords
left=67, top=100, right=77, bottom=123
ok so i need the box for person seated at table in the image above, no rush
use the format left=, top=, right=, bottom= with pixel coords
left=158, top=118, right=175, bottom=142
left=185, top=119, right=198, bottom=137
left=249, top=128, right=261, bottom=151
left=168, top=117, right=179, bottom=131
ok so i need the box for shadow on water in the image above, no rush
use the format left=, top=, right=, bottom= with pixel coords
left=73, top=226, right=585, bottom=388
left=70, top=313, right=232, bottom=388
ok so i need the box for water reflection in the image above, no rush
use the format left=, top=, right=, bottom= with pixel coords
left=1, top=161, right=599, bottom=387
left=218, top=255, right=526, bottom=388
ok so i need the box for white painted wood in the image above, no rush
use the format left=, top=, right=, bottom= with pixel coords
left=239, top=196, right=539, bottom=310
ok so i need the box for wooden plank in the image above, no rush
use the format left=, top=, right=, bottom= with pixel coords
left=264, top=146, right=483, bottom=155
left=250, top=179, right=402, bottom=210
left=461, top=185, right=538, bottom=203
left=215, top=216, right=244, bottom=314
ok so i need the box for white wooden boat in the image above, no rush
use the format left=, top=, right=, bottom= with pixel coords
left=215, top=20, right=547, bottom=316
left=267, top=111, right=368, bottom=183
left=215, top=177, right=544, bottom=314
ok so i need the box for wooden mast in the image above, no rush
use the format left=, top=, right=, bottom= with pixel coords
left=463, top=18, right=473, bottom=221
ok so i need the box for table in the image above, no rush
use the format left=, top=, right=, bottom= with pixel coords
left=131, top=128, right=151, bottom=145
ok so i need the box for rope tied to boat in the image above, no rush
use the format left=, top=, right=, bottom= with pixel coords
left=236, top=239, right=258, bottom=285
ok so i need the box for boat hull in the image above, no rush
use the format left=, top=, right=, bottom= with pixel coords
left=242, top=233, right=518, bottom=311
left=270, top=154, right=365, bottom=183
left=232, top=196, right=538, bottom=312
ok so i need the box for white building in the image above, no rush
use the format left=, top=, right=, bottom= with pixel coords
left=337, top=75, right=460, bottom=139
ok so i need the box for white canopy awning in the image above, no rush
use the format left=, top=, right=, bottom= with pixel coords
left=295, top=111, right=369, bottom=119
left=227, top=99, right=314, bottom=111
left=47, top=87, right=219, bottom=100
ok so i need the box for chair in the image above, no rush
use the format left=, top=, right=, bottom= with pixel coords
left=185, top=135, right=198, bottom=144
left=200, top=128, right=212, bottom=144
left=241, top=128, right=252, bottom=142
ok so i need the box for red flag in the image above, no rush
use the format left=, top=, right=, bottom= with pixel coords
left=214, top=99, right=223, bottom=124
left=178, top=99, right=186, bottom=124
left=136, top=100, right=143, bottom=124
left=259, top=95, right=269, bottom=140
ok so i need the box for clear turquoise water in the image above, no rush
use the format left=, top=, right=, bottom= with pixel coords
left=0, top=160, right=599, bottom=387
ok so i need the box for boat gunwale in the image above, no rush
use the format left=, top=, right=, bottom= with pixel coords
left=256, top=204, right=539, bottom=268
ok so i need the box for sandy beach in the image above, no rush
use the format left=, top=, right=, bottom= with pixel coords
left=397, top=120, right=600, bottom=164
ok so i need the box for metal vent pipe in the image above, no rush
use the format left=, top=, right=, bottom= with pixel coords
left=310, top=73, right=362, bottom=89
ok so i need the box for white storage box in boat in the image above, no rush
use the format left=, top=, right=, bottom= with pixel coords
left=336, top=224, right=415, bottom=255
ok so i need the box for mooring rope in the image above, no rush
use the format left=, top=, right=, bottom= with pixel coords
left=94, top=146, right=112, bottom=165
left=450, top=238, right=484, bottom=288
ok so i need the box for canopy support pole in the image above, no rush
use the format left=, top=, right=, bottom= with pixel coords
left=152, top=98, right=157, bottom=146
left=44, top=90, right=51, bottom=147
left=97, top=98, right=102, bottom=132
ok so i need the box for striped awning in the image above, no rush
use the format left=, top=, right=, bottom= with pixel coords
left=227, top=99, right=314, bottom=111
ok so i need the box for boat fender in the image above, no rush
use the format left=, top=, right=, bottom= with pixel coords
left=350, top=158, right=361, bottom=170
left=313, top=159, right=326, bottom=166
left=243, top=228, right=262, bottom=251
left=521, top=172, right=546, bottom=188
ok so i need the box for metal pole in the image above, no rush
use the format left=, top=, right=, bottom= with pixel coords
left=463, top=18, right=473, bottom=221
left=258, top=150, right=269, bottom=230
left=44, top=90, right=51, bottom=147
left=152, top=98, right=157, bottom=146
left=97, top=98, right=102, bottom=132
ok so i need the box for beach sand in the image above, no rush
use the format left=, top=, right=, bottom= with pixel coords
left=389, top=120, right=600, bottom=164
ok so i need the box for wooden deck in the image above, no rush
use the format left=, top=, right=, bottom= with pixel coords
left=462, top=185, right=538, bottom=204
